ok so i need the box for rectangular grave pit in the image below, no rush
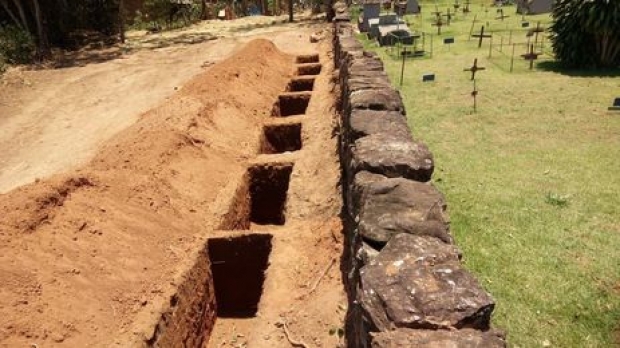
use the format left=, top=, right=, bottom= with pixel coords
left=208, top=234, right=273, bottom=318
left=260, top=123, right=302, bottom=154
left=274, top=92, right=312, bottom=117
left=296, top=54, right=320, bottom=64
left=249, top=164, right=293, bottom=225
left=287, top=77, right=315, bottom=92
left=296, top=63, right=322, bottom=76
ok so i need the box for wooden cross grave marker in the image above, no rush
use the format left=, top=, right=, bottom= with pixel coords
left=528, top=22, right=545, bottom=47
left=521, top=44, right=539, bottom=70
left=443, top=8, right=453, bottom=26
left=464, top=58, right=485, bottom=80
left=472, top=25, right=492, bottom=48
left=468, top=14, right=479, bottom=40
left=463, top=0, right=471, bottom=14
left=495, top=8, right=509, bottom=21
left=463, top=58, right=485, bottom=112
left=432, top=16, right=444, bottom=35
left=453, top=0, right=460, bottom=11
left=431, top=5, right=442, bottom=18
left=471, top=79, right=479, bottom=112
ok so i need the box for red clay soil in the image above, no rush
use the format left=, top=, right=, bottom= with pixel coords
left=0, top=39, right=302, bottom=347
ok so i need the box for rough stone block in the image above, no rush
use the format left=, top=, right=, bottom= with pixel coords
left=349, top=110, right=411, bottom=141
left=359, top=234, right=495, bottom=331
left=351, top=134, right=433, bottom=181
left=358, top=177, right=452, bottom=244
left=371, top=328, right=507, bottom=348
left=349, top=89, right=405, bottom=113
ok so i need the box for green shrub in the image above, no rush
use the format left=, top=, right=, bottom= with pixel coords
left=550, top=0, right=620, bottom=68
left=0, top=25, right=36, bottom=64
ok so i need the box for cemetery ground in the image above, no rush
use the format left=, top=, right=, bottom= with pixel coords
left=359, top=1, right=620, bottom=347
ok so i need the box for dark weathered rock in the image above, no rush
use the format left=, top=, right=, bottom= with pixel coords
left=358, top=177, right=452, bottom=244
left=349, top=89, right=405, bottom=113
left=349, top=110, right=412, bottom=141
left=348, top=171, right=388, bottom=217
left=356, top=241, right=381, bottom=266
left=351, top=134, right=433, bottom=181
left=359, top=234, right=495, bottom=331
left=336, top=36, right=363, bottom=65
left=371, top=328, right=507, bottom=348
left=347, top=58, right=385, bottom=73
left=347, top=69, right=390, bottom=80
left=345, top=78, right=394, bottom=104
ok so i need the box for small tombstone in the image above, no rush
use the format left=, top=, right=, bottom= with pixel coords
left=608, top=98, right=620, bottom=111
left=453, top=0, right=460, bottom=11
left=444, top=37, right=455, bottom=51
left=521, top=21, right=530, bottom=28
left=422, top=73, right=435, bottom=82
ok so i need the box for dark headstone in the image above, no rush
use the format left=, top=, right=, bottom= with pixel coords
left=371, top=328, right=507, bottom=348
left=444, top=37, right=455, bottom=44
left=422, top=73, right=435, bottom=82
left=357, top=177, right=452, bottom=244
left=521, top=21, right=530, bottom=27
left=359, top=234, right=495, bottom=331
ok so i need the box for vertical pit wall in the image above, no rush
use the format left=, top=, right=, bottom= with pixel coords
left=331, top=2, right=508, bottom=347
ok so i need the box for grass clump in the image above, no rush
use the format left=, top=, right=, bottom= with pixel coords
left=359, top=0, right=620, bottom=346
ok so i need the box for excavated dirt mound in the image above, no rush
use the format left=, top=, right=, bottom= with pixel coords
left=0, top=39, right=303, bottom=347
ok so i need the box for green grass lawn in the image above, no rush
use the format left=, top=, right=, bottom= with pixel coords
left=358, top=1, right=620, bottom=346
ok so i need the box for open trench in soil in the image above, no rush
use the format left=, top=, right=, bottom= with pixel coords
left=0, top=38, right=345, bottom=348
left=148, top=51, right=346, bottom=348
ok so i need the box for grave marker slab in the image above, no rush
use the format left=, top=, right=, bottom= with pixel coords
left=608, top=98, right=620, bottom=111
left=422, top=73, right=435, bottom=82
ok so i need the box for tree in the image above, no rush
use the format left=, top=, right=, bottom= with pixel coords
left=550, top=0, right=620, bottom=69
left=0, top=0, right=49, bottom=58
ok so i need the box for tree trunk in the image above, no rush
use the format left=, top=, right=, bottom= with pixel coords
left=119, top=0, right=125, bottom=43
left=0, top=0, right=23, bottom=30
left=31, top=0, right=49, bottom=59
left=200, top=0, right=207, bottom=19
left=288, top=0, right=293, bottom=21
left=11, top=0, right=30, bottom=33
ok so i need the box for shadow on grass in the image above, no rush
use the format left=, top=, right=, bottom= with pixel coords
left=537, top=60, right=620, bottom=78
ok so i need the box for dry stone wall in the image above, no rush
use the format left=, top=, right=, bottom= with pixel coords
left=332, top=3, right=507, bottom=347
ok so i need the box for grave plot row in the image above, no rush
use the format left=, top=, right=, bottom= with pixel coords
left=332, top=2, right=506, bottom=347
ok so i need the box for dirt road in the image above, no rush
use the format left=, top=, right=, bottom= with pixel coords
left=0, top=16, right=321, bottom=194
